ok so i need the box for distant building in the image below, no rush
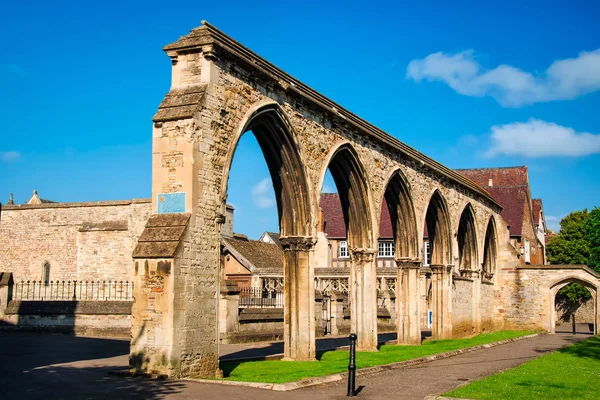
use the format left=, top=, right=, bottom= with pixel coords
left=221, top=236, right=282, bottom=289
left=0, top=191, right=151, bottom=282
left=457, top=166, right=547, bottom=264
left=319, top=193, right=396, bottom=269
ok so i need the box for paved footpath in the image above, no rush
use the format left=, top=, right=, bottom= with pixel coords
left=0, top=330, right=590, bottom=400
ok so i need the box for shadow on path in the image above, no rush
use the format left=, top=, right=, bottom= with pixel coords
left=0, top=332, right=186, bottom=400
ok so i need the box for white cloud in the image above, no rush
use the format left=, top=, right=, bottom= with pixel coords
left=0, top=151, right=21, bottom=162
left=251, top=178, right=275, bottom=208
left=483, top=119, right=600, bottom=158
left=545, top=215, right=562, bottom=232
left=406, top=49, right=600, bottom=107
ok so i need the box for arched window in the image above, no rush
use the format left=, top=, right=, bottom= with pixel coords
left=41, top=261, right=50, bottom=285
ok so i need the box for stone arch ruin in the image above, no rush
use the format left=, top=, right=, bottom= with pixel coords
left=128, top=22, right=597, bottom=378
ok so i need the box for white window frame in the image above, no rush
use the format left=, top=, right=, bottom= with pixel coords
left=377, top=241, right=395, bottom=258
left=524, top=238, right=531, bottom=264
left=423, top=241, right=430, bottom=266
left=338, top=240, right=349, bottom=258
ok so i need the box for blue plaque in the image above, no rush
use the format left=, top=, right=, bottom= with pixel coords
left=157, top=192, right=186, bottom=214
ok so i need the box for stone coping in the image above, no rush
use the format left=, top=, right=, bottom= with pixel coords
left=3, top=198, right=150, bottom=210
left=133, top=213, right=190, bottom=258
left=180, top=332, right=544, bottom=391
left=162, top=22, right=501, bottom=212
left=517, top=264, right=600, bottom=278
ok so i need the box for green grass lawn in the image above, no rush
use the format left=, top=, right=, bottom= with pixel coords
left=220, top=330, right=535, bottom=384
left=445, top=336, right=600, bottom=400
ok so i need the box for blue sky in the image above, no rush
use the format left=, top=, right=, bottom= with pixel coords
left=1, top=1, right=599, bottom=238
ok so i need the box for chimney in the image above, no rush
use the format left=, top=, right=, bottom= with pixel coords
left=220, top=204, right=234, bottom=237
left=488, top=178, right=493, bottom=186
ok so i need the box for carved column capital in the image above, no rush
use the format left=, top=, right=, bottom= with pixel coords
left=430, top=264, right=453, bottom=275
left=482, top=271, right=494, bottom=281
left=395, top=257, right=422, bottom=269
left=350, top=247, right=376, bottom=264
left=460, top=269, right=480, bottom=279
left=280, top=236, right=316, bottom=252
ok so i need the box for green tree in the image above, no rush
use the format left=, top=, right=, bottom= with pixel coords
left=546, top=209, right=596, bottom=303
left=557, top=282, right=592, bottom=303
left=585, top=207, right=600, bottom=273
left=546, top=209, right=589, bottom=265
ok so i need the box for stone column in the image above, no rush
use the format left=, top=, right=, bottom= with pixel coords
left=329, top=291, right=344, bottom=336
left=430, top=264, right=453, bottom=339
left=381, top=289, right=393, bottom=321
left=315, top=290, right=324, bottom=337
left=350, top=248, right=378, bottom=351
left=281, top=236, right=316, bottom=361
left=396, top=258, right=422, bottom=345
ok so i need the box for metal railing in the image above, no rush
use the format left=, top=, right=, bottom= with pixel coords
left=12, top=280, right=134, bottom=301
left=239, top=287, right=283, bottom=308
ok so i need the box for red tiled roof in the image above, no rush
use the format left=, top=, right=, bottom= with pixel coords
left=484, top=186, right=528, bottom=236
left=457, top=166, right=528, bottom=188
left=532, top=199, right=542, bottom=225
left=319, top=193, right=392, bottom=239
left=456, top=167, right=533, bottom=237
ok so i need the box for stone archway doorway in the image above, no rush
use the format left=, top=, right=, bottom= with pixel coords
left=551, top=280, right=598, bottom=335
left=548, top=278, right=600, bottom=335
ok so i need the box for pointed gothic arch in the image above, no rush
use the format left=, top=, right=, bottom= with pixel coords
left=222, top=101, right=312, bottom=238
left=382, top=169, right=418, bottom=259
left=457, top=203, right=478, bottom=273
left=424, top=190, right=452, bottom=266
left=322, top=142, right=377, bottom=350
left=482, top=216, right=498, bottom=276
left=222, top=102, right=316, bottom=360
left=325, top=144, right=373, bottom=250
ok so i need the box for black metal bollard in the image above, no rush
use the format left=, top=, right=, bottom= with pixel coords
left=572, top=314, right=576, bottom=335
left=347, top=333, right=357, bottom=397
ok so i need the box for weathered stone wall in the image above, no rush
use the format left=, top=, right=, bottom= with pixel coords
left=556, top=297, right=595, bottom=323
left=499, top=265, right=600, bottom=332
left=0, top=300, right=131, bottom=337
left=0, top=200, right=151, bottom=282
left=452, top=278, right=474, bottom=336
left=209, top=51, right=501, bottom=250
left=479, top=281, right=497, bottom=330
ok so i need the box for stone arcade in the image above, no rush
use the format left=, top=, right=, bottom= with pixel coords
left=128, top=22, right=600, bottom=378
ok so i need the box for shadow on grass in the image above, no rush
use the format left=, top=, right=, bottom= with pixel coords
left=557, top=336, right=600, bottom=360
left=514, top=381, right=568, bottom=390
left=220, top=360, right=243, bottom=378
left=220, top=349, right=344, bottom=378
